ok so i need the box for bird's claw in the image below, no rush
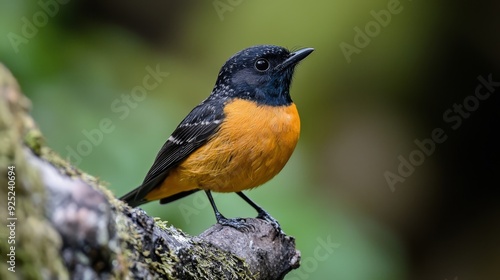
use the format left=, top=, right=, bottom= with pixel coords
left=217, top=217, right=255, bottom=232
left=257, top=211, right=283, bottom=234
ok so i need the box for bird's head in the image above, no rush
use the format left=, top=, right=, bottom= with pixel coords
left=211, top=45, right=314, bottom=106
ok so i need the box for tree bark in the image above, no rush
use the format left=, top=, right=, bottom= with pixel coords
left=0, top=64, right=301, bottom=280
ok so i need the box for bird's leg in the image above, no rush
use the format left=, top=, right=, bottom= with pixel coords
left=205, top=190, right=253, bottom=231
left=205, top=190, right=226, bottom=221
left=236, top=192, right=283, bottom=233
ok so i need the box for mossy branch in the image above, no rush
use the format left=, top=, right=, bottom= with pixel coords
left=0, top=64, right=300, bottom=280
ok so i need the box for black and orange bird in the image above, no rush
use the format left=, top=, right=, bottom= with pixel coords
left=120, top=45, right=314, bottom=229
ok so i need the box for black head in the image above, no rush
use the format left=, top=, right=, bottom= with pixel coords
left=210, top=45, right=314, bottom=106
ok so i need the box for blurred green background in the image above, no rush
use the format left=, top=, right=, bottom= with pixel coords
left=1, top=0, right=499, bottom=279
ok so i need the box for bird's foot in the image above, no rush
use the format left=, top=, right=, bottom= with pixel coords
left=257, top=211, right=283, bottom=235
left=215, top=212, right=255, bottom=232
left=217, top=217, right=255, bottom=232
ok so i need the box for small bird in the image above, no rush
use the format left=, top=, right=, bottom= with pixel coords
left=121, top=45, right=313, bottom=230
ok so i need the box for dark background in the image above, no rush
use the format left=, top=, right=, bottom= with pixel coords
left=1, top=0, right=499, bottom=279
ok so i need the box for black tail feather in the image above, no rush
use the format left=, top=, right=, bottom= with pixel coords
left=120, top=187, right=200, bottom=207
left=159, top=189, right=200, bottom=204
left=120, top=187, right=147, bottom=207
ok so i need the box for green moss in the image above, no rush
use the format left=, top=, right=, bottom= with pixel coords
left=23, top=129, right=44, bottom=156
left=154, top=217, right=170, bottom=230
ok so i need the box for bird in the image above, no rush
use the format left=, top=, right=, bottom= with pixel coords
left=120, top=45, right=314, bottom=230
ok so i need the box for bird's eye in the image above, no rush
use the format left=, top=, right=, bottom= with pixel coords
left=254, top=58, right=270, bottom=72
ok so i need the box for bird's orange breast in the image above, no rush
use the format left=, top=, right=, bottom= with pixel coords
left=144, top=99, right=300, bottom=201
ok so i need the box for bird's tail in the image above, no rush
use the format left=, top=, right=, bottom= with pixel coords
left=120, top=185, right=201, bottom=207
left=120, top=187, right=147, bottom=207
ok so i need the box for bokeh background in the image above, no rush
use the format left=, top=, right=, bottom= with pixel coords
left=1, top=0, right=499, bottom=279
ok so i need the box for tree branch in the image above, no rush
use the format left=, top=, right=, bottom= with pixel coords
left=0, top=64, right=301, bottom=279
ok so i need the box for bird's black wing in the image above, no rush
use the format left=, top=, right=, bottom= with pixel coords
left=120, top=98, right=226, bottom=206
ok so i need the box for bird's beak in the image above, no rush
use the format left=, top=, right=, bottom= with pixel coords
left=276, top=47, right=314, bottom=71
